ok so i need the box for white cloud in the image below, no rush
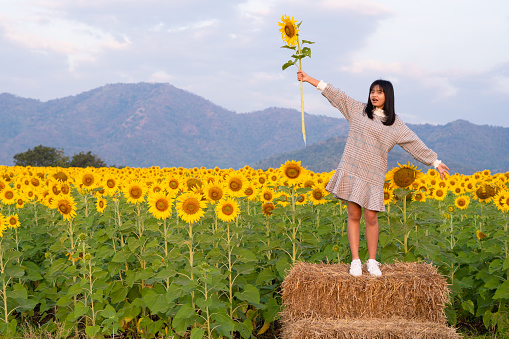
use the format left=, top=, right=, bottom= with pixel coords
left=166, top=19, right=218, bottom=33
left=150, top=70, right=174, bottom=83
left=0, top=1, right=130, bottom=71
left=319, top=0, right=392, bottom=16
left=493, top=76, right=509, bottom=94
left=237, top=0, right=276, bottom=23
left=348, top=0, right=509, bottom=73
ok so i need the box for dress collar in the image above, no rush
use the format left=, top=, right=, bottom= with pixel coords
left=373, top=108, right=385, bottom=117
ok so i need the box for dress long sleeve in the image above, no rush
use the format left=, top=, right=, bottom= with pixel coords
left=397, top=122, right=438, bottom=167
left=321, top=84, right=365, bottom=122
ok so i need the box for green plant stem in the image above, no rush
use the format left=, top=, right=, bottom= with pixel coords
left=0, top=241, right=8, bottom=326
left=297, top=38, right=306, bottom=146
left=187, top=222, right=195, bottom=308
left=450, top=214, right=454, bottom=249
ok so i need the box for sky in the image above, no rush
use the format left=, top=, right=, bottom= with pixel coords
left=1, top=0, right=509, bottom=128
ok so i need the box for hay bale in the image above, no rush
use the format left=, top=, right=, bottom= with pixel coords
left=280, top=316, right=461, bottom=339
left=282, top=262, right=449, bottom=323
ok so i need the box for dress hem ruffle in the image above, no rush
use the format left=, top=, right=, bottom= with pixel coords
left=325, top=170, right=385, bottom=212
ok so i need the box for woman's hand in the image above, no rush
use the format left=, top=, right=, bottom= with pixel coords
left=437, top=162, right=450, bottom=180
left=297, top=70, right=309, bottom=82
left=297, top=70, right=319, bottom=87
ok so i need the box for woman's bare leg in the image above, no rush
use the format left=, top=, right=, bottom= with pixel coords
left=347, top=201, right=362, bottom=260
left=364, top=208, right=379, bottom=260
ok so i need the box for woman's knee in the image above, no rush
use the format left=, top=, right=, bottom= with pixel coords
left=347, top=202, right=362, bottom=221
left=364, top=210, right=379, bottom=227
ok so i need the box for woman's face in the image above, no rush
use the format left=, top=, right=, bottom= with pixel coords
left=370, top=85, right=385, bottom=110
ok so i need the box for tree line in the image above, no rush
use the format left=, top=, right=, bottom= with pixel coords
left=13, top=145, right=108, bottom=168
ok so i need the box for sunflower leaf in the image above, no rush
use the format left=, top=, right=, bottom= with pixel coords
left=290, top=54, right=307, bottom=60
left=282, top=60, right=296, bottom=70
left=302, top=40, right=315, bottom=44
left=280, top=45, right=296, bottom=50
left=301, top=47, right=311, bottom=57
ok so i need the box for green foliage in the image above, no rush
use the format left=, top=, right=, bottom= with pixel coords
left=13, top=145, right=69, bottom=167
left=13, top=146, right=107, bottom=168
left=69, top=151, right=107, bottom=168
left=1, top=181, right=507, bottom=337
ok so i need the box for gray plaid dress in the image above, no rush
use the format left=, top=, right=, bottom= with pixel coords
left=322, top=84, right=438, bottom=212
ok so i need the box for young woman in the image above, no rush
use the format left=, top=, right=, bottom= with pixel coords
left=297, top=70, right=449, bottom=277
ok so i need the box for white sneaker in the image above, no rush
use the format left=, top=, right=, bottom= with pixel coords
left=349, top=259, right=362, bottom=276
left=366, top=259, right=382, bottom=276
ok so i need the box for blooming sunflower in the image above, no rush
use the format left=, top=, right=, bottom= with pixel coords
left=0, top=214, right=7, bottom=237
left=81, top=172, right=96, bottom=190
left=383, top=187, right=394, bottom=204
left=147, top=192, right=173, bottom=220
left=103, top=176, right=119, bottom=196
left=15, top=197, right=25, bottom=209
left=260, top=187, right=275, bottom=203
left=255, top=175, right=267, bottom=186
left=295, top=193, right=307, bottom=205
left=278, top=15, right=300, bottom=47
left=411, top=191, right=427, bottom=203
left=60, top=183, right=71, bottom=196
left=427, top=168, right=438, bottom=177
left=243, top=184, right=259, bottom=201
left=96, top=196, right=107, bottom=213
left=454, top=195, right=470, bottom=210
left=1, top=188, right=17, bottom=205
left=215, top=198, right=240, bottom=222
left=203, top=182, right=225, bottom=204
left=176, top=192, right=206, bottom=224
left=281, top=160, right=305, bottom=185
left=432, top=186, right=447, bottom=201
left=493, top=191, right=509, bottom=212
left=262, top=202, right=276, bottom=217
left=165, top=176, right=180, bottom=193
left=23, top=189, right=36, bottom=202
left=464, top=181, right=476, bottom=192
left=386, top=162, right=422, bottom=189
left=309, top=187, right=327, bottom=205
left=50, top=182, right=61, bottom=196
left=302, top=177, right=316, bottom=189
left=225, top=173, right=246, bottom=197
left=50, top=195, right=77, bottom=221
left=6, top=214, right=20, bottom=229
left=122, top=180, right=147, bottom=205
left=473, top=183, right=496, bottom=203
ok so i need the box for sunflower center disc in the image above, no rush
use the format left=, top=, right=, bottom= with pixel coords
left=223, top=205, right=233, bottom=215
left=394, top=168, right=416, bottom=187
left=156, top=200, right=167, bottom=211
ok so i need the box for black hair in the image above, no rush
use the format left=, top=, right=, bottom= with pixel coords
left=364, top=79, right=396, bottom=126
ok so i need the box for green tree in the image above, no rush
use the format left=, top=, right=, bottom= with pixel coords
left=69, top=151, right=107, bottom=168
left=13, top=145, right=69, bottom=167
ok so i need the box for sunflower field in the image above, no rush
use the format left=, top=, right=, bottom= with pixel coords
left=0, top=161, right=508, bottom=338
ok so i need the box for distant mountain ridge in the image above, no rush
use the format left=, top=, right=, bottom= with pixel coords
left=0, top=82, right=507, bottom=174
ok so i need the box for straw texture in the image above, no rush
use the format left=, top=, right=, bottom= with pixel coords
left=280, top=317, right=461, bottom=339
left=282, top=262, right=450, bottom=323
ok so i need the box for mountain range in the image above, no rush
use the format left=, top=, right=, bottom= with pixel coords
left=1, top=82, right=507, bottom=174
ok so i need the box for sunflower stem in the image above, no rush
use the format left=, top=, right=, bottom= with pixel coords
left=297, top=38, right=306, bottom=146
